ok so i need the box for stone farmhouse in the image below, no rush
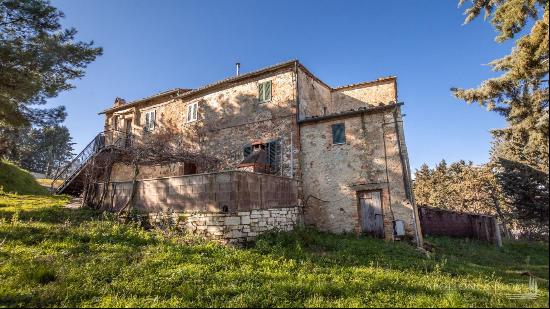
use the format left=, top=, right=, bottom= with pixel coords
left=54, top=60, right=422, bottom=245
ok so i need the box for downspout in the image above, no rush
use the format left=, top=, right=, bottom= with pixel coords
left=290, top=131, right=294, bottom=178
left=392, top=106, right=422, bottom=246
left=294, top=61, right=301, bottom=180
left=392, top=107, right=412, bottom=201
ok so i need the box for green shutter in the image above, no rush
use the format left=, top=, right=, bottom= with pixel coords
left=265, top=81, right=272, bottom=102
left=267, top=139, right=280, bottom=174
left=258, top=81, right=272, bottom=103
left=243, top=145, right=252, bottom=158
left=332, top=123, right=346, bottom=144
left=258, top=83, right=264, bottom=102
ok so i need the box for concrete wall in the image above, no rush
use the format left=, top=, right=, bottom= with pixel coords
left=93, top=171, right=301, bottom=214
left=110, top=162, right=186, bottom=182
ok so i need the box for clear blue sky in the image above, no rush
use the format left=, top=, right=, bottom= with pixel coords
left=47, top=0, right=511, bottom=172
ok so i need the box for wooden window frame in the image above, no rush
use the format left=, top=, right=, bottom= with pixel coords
left=144, top=110, right=156, bottom=132
left=186, top=102, right=198, bottom=123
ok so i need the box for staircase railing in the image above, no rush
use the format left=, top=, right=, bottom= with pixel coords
left=52, top=130, right=132, bottom=193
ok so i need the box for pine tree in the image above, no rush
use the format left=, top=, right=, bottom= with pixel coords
left=0, top=0, right=101, bottom=154
left=452, top=0, right=549, bottom=172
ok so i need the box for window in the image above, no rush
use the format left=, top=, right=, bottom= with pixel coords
left=144, top=110, right=156, bottom=131
left=183, top=163, right=197, bottom=175
left=266, top=139, right=281, bottom=173
left=243, top=144, right=253, bottom=158
left=258, top=80, right=272, bottom=103
left=186, top=102, right=198, bottom=123
left=331, top=123, right=346, bottom=145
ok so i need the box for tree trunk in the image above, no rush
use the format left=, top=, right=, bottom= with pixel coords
left=117, top=162, right=140, bottom=217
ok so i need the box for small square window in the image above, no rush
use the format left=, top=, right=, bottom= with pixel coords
left=331, top=123, right=346, bottom=145
left=258, top=81, right=272, bottom=103
left=186, top=102, right=198, bottom=123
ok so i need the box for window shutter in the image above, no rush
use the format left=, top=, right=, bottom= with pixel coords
left=243, top=145, right=252, bottom=158
left=187, top=105, right=191, bottom=122
left=258, top=83, right=264, bottom=102
left=266, top=139, right=281, bottom=174
left=332, top=123, right=346, bottom=144
left=265, top=81, right=272, bottom=102
left=145, top=113, right=150, bottom=130
left=193, top=103, right=198, bottom=120
left=151, top=111, right=156, bottom=129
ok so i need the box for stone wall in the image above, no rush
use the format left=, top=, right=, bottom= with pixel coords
left=98, top=62, right=421, bottom=244
left=148, top=206, right=301, bottom=244
left=106, top=66, right=301, bottom=179
left=298, top=69, right=332, bottom=119
left=299, top=106, right=419, bottom=242
left=331, top=78, right=397, bottom=112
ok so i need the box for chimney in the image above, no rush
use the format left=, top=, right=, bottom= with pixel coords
left=114, top=97, right=126, bottom=107
left=236, top=62, right=241, bottom=76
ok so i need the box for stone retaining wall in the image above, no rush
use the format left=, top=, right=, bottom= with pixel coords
left=148, top=206, right=302, bottom=244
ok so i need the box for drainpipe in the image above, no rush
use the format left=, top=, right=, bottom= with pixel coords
left=294, top=61, right=301, bottom=180
left=392, top=106, right=422, bottom=247
left=294, top=61, right=300, bottom=123
left=290, top=131, right=294, bottom=178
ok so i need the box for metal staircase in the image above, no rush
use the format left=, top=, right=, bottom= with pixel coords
left=52, top=130, right=131, bottom=195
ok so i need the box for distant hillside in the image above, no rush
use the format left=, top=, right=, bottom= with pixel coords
left=0, top=161, right=49, bottom=195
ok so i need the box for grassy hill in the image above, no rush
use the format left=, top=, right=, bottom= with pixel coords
left=0, top=192, right=548, bottom=307
left=0, top=161, right=49, bottom=195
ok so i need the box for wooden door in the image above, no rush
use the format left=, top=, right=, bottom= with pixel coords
left=359, top=191, right=384, bottom=237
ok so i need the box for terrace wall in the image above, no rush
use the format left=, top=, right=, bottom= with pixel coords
left=91, top=171, right=302, bottom=243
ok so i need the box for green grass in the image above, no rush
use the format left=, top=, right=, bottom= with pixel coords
left=0, top=161, right=49, bottom=195
left=36, top=178, right=63, bottom=189
left=0, top=193, right=548, bottom=308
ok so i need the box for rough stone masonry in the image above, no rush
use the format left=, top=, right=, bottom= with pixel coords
left=95, top=60, right=422, bottom=245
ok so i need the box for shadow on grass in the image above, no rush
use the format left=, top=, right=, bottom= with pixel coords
left=0, top=200, right=548, bottom=307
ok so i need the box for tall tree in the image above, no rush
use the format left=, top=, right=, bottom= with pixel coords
left=6, top=125, right=74, bottom=176
left=452, top=0, right=549, bottom=172
left=414, top=160, right=515, bottom=234
left=0, top=0, right=101, bottom=154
